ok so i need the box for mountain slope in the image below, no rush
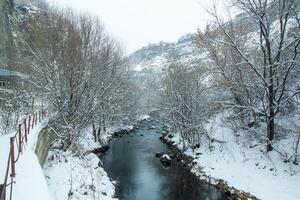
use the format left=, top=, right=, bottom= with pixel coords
left=127, top=33, right=205, bottom=73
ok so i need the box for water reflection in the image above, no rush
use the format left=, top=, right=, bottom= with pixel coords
left=100, top=121, right=228, bottom=200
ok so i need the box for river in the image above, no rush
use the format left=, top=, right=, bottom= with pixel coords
left=100, top=120, right=228, bottom=200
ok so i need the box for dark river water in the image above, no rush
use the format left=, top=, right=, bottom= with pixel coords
left=100, top=120, right=228, bottom=200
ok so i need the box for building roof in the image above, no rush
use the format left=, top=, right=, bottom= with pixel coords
left=0, top=69, right=18, bottom=77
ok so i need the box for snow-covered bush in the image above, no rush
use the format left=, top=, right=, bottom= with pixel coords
left=0, top=89, right=30, bottom=135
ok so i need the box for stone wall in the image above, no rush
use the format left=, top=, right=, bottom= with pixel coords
left=35, top=127, right=56, bottom=167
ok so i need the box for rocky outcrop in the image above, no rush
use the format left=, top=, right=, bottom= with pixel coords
left=0, top=0, right=13, bottom=65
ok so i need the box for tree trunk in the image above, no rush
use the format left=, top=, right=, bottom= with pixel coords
left=97, top=126, right=101, bottom=143
left=294, top=131, right=300, bottom=165
left=267, top=115, right=275, bottom=151
left=103, top=117, right=106, bottom=133
left=92, top=123, right=97, bottom=142
left=267, top=57, right=275, bottom=152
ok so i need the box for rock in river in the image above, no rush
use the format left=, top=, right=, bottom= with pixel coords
left=160, top=154, right=172, bottom=167
left=91, top=145, right=110, bottom=154
left=155, top=152, right=164, bottom=158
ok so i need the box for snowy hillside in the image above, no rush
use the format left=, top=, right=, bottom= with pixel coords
left=127, top=33, right=204, bottom=73
left=127, top=33, right=208, bottom=112
left=127, top=12, right=256, bottom=74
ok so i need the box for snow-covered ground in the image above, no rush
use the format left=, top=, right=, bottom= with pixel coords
left=43, top=123, right=137, bottom=200
left=0, top=118, right=53, bottom=200
left=1, top=116, right=133, bottom=200
left=44, top=149, right=116, bottom=200
left=79, top=125, right=135, bottom=151
left=165, top=113, right=300, bottom=200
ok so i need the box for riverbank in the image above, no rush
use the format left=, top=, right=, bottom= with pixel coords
left=160, top=135, right=258, bottom=200
left=100, top=119, right=229, bottom=200
left=43, top=123, right=139, bottom=200
left=160, top=115, right=300, bottom=200
left=44, top=148, right=116, bottom=200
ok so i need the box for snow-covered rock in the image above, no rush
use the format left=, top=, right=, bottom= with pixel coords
left=160, top=154, right=172, bottom=167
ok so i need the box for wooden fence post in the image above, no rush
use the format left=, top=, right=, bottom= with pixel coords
left=32, top=114, right=34, bottom=129
left=24, top=119, right=27, bottom=143
left=28, top=116, right=31, bottom=133
left=35, top=112, right=38, bottom=125
left=18, top=125, right=22, bottom=154
left=10, top=137, right=16, bottom=178
left=0, top=183, right=5, bottom=200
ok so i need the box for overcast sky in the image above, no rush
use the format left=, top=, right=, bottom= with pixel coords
left=47, top=0, right=227, bottom=54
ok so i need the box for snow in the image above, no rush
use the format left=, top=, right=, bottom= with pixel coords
left=1, top=117, right=131, bottom=200
left=79, top=125, right=135, bottom=151
left=43, top=150, right=116, bottom=200
left=166, top=112, right=300, bottom=200
left=43, top=124, right=135, bottom=200
left=13, top=152, right=53, bottom=200
left=0, top=133, right=13, bottom=181
left=161, top=154, right=171, bottom=160
left=138, top=114, right=150, bottom=121
left=134, top=56, right=168, bottom=72
left=129, top=33, right=205, bottom=74
left=0, top=118, right=53, bottom=200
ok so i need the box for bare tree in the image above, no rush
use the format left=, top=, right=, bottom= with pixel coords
left=19, top=8, right=137, bottom=145
left=161, top=63, right=221, bottom=150
left=196, top=22, right=258, bottom=129
left=197, top=0, right=300, bottom=151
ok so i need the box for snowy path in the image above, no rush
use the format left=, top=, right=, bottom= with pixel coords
left=0, top=133, right=13, bottom=182
left=0, top=119, right=53, bottom=200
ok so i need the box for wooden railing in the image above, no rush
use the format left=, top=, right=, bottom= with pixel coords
left=0, top=109, right=47, bottom=200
